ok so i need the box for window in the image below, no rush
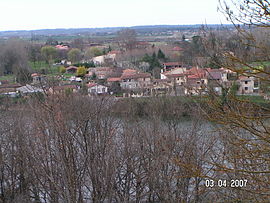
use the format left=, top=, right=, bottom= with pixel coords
left=91, top=89, right=96, bottom=93
left=102, top=88, right=105, bottom=92
left=245, top=81, right=248, bottom=84
left=254, top=80, right=259, bottom=88
left=245, top=87, right=248, bottom=90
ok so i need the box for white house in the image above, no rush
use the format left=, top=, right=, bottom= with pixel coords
left=88, top=83, right=108, bottom=95
left=17, top=84, right=44, bottom=95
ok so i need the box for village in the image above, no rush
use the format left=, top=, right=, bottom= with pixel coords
left=0, top=47, right=261, bottom=99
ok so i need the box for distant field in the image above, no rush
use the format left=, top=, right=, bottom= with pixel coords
left=30, top=61, right=59, bottom=74
left=0, top=75, right=15, bottom=82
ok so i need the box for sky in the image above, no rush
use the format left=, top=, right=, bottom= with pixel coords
left=0, top=0, right=230, bottom=31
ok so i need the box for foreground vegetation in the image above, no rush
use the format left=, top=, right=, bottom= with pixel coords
left=1, top=94, right=267, bottom=202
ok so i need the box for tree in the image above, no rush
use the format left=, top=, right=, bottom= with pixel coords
left=68, top=48, right=82, bottom=64
left=71, top=38, right=84, bottom=51
left=27, top=44, right=42, bottom=64
left=76, top=66, right=87, bottom=77
left=41, top=46, right=57, bottom=64
left=59, top=66, right=66, bottom=74
left=85, top=47, right=103, bottom=60
left=182, top=34, right=186, bottom=42
left=0, top=39, right=31, bottom=82
left=157, top=49, right=166, bottom=60
left=116, top=28, right=137, bottom=50
left=198, top=0, right=270, bottom=200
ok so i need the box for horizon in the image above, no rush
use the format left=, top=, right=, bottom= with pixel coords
left=0, top=23, right=233, bottom=33
left=0, top=0, right=230, bottom=32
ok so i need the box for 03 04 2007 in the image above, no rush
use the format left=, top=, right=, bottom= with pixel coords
left=205, top=179, right=248, bottom=188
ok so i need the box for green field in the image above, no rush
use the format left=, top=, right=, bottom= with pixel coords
left=0, top=75, right=16, bottom=83
left=30, top=61, right=60, bottom=75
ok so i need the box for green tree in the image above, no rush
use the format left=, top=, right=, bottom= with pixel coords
left=59, top=66, right=66, bottom=74
left=68, top=48, right=82, bottom=64
left=85, top=47, right=103, bottom=60
left=41, top=46, right=57, bottom=64
left=157, top=49, right=166, bottom=60
left=76, top=66, right=87, bottom=77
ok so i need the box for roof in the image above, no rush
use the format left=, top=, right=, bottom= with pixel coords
left=66, top=66, right=78, bottom=71
left=172, top=46, right=183, bottom=51
left=87, top=83, right=107, bottom=88
left=0, top=88, right=17, bottom=94
left=31, top=73, right=45, bottom=77
left=121, top=73, right=151, bottom=80
left=107, top=77, right=121, bottom=82
left=87, top=83, right=98, bottom=88
left=17, top=84, right=43, bottom=93
left=163, top=62, right=182, bottom=66
left=188, top=74, right=203, bottom=79
left=186, top=67, right=207, bottom=78
left=166, top=73, right=186, bottom=78
left=207, top=71, right=222, bottom=80
left=122, top=69, right=138, bottom=74
left=55, top=45, right=69, bottom=50
left=0, top=83, right=22, bottom=89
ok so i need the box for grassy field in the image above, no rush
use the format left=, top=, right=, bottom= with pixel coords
left=30, top=61, right=60, bottom=75
left=0, top=75, right=16, bottom=83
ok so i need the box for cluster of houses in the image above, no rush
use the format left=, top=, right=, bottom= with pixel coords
left=0, top=61, right=261, bottom=98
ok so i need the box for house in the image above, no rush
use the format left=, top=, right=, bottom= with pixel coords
left=237, top=75, right=259, bottom=94
left=88, top=67, right=117, bottom=80
left=162, top=62, right=182, bottom=73
left=120, top=72, right=151, bottom=90
left=69, top=76, right=82, bottom=82
left=206, top=69, right=228, bottom=95
left=31, top=73, right=46, bottom=85
left=107, top=77, right=121, bottom=86
left=55, top=45, right=69, bottom=50
left=185, top=67, right=208, bottom=95
left=66, top=66, right=78, bottom=74
left=150, top=79, right=174, bottom=96
left=160, top=67, right=187, bottom=82
left=87, top=83, right=108, bottom=95
left=92, top=55, right=105, bottom=65
left=17, top=84, right=44, bottom=95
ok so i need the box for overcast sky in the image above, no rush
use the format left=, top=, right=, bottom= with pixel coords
left=0, top=0, right=229, bottom=31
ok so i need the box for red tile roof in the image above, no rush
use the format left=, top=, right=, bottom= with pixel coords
left=87, top=83, right=98, bottom=88
left=121, top=73, right=151, bottom=80
left=172, top=46, right=183, bottom=51
left=107, top=77, right=121, bottom=82
left=166, top=73, right=186, bottom=78
left=122, top=69, right=138, bottom=74
left=163, top=62, right=182, bottom=66
left=66, top=66, right=78, bottom=71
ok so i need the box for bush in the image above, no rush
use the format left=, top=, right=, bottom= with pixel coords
left=76, top=66, right=87, bottom=77
left=59, top=66, right=66, bottom=74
